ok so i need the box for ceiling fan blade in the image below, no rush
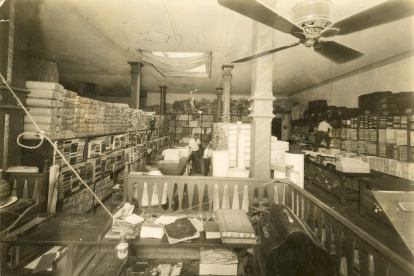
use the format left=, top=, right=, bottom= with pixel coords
left=327, top=0, right=414, bottom=36
left=218, top=0, right=304, bottom=38
left=313, top=41, right=364, bottom=64
left=231, top=42, right=301, bottom=63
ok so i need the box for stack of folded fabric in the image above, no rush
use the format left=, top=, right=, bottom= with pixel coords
left=60, top=89, right=77, bottom=138
left=94, top=102, right=106, bottom=135
left=386, top=128, right=396, bottom=144
left=271, top=137, right=289, bottom=165
left=396, top=129, right=407, bottom=145
left=162, top=149, right=182, bottom=162
left=24, top=81, right=64, bottom=139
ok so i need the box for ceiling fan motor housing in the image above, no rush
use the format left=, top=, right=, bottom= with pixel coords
left=290, top=0, right=332, bottom=39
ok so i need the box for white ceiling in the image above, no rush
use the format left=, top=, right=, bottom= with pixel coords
left=23, top=0, right=414, bottom=97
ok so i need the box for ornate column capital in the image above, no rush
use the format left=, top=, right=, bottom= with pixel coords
left=216, top=88, right=223, bottom=95
left=222, top=65, right=234, bottom=77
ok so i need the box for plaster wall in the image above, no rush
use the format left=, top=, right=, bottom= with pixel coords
left=289, top=56, right=414, bottom=108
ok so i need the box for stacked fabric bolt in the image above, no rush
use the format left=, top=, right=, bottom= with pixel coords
left=350, top=129, right=358, bottom=141
left=364, top=142, right=377, bottom=155
left=357, top=141, right=366, bottom=154
left=369, top=129, right=377, bottom=142
left=386, top=128, right=396, bottom=144
left=395, top=129, right=407, bottom=145
left=24, top=82, right=64, bottom=139
left=345, top=140, right=352, bottom=152
left=351, top=141, right=358, bottom=152
left=364, top=128, right=370, bottom=141
left=366, top=156, right=414, bottom=181
left=73, top=96, right=89, bottom=137
left=104, top=103, right=114, bottom=134
left=60, top=89, right=77, bottom=138
left=358, top=129, right=365, bottom=141
left=88, top=136, right=110, bottom=158
left=378, top=143, right=387, bottom=157
left=378, top=129, right=386, bottom=143
left=346, top=128, right=352, bottom=140
left=271, top=137, right=289, bottom=165
left=93, top=101, right=106, bottom=135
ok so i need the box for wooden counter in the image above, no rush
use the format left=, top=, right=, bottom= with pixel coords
left=359, top=176, right=414, bottom=225
left=159, top=156, right=191, bottom=176
left=304, top=157, right=382, bottom=206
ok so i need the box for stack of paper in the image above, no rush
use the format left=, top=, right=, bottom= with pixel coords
left=199, top=248, right=238, bottom=276
left=140, top=221, right=165, bottom=239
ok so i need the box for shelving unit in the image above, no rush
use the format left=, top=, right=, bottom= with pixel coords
left=166, top=113, right=215, bottom=148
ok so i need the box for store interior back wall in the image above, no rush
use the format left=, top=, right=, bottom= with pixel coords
left=289, top=55, right=414, bottom=108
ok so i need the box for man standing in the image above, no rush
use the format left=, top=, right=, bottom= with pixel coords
left=203, top=143, right=213, bottom=176
left=189, top=134, right=202, bottom=174
left=313, top=116, right=332, bottom=152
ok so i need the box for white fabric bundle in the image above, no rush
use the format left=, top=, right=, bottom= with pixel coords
left=24, top=115, right=60, bottom=125
left=63, top=89, right=77, bottom=98
left=24, top=123, right=60, bottom=132
left=162, top=149, right=182, bottom=161
left=28, top=89, right=63, bottom=100
left=28, top=108, right=60, bottom=116
left=26, top=81, right=62, bottom=91
left=27, top=98, right=62, bottom=107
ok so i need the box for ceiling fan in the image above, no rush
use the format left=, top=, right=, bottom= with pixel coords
left=218, top=0, right=414, bottom=64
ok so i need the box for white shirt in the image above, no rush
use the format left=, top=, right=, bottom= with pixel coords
left=189, top=138, right=200, bottom=151
left=203, top=148, right=213, bottom=159
left=317, top=121, right=332, bottom=132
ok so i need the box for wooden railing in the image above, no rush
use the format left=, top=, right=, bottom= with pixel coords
left=124, top=174, right=414, bottom=276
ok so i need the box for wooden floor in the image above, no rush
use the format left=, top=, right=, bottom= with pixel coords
left=303, top=179, right=414, bottom=263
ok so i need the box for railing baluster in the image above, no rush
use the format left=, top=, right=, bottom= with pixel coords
left=356, top=239, right=371, bottom=276
left=232, top=185, right=240, bottom=209
left=309, top=202, right=315, bottom=232
left=22, top=180, right=28, bottom=199
left=316, top=207, right=323, bottom=242
left=373, top=252, right=390, bottom=276
left=344, top=229, right=356, bottom=276
left=213, top=184, right=220, bottom=210
left=303, top=197, right=309, bottom=225
left=191, top=183, right=199, bottom=211
left=242, top=185, right=250, bottom=212
left=324, top=215, right=332, bottom=254
left=273, top=185, right=281, bottom=204
left=222, top=184, right=230, bottom=209
left=285, top=186, right=292, bottom=209
left=202, top=183, right=209, bottom=211
left=333, top=221, right=344, bottom=275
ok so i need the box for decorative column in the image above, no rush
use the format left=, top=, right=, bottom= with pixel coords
left=248, top=20, right=276, bottom=179
left=159, top=86, right=167, bottom=115
left=222, top=65, right=233, bottom=123
left=129, top=62, right=143, bottom=109
left=140, top=90, right=148, bottom=109
left=216, top=88, right=223, bottom=122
